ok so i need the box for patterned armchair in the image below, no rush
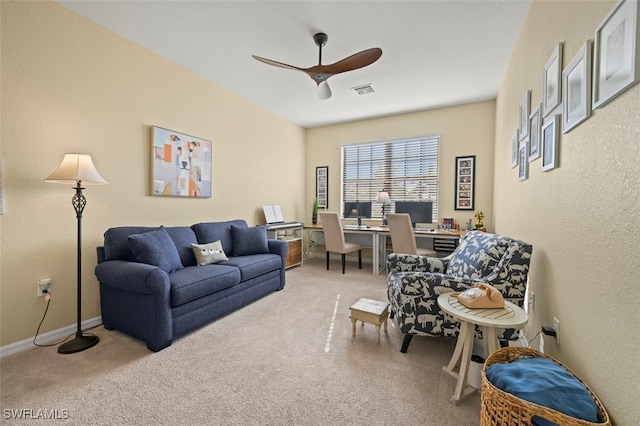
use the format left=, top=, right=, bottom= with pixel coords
left=386, top=230, right=532, bottom=353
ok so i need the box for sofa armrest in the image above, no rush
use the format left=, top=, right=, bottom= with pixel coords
left=95, top=260, right=173, bottom=351
left=386, top=253, right=448, bottom=275
left=95, top=260, right=170, bottom=296
left=268, top=239, right=288, bottom=290
left=268, top=238, right=288, bottom=257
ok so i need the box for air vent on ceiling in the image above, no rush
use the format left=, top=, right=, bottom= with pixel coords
left=352, top=84, right=376, bottom=95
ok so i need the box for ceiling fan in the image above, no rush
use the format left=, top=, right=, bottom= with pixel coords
left=252, top=32, right=382, bottom=100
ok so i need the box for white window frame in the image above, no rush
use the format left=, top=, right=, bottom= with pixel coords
left=341, top=135, right=439, bottom=221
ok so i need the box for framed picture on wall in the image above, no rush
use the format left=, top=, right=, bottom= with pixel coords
left=518, top=90, right=531, bottom=141
left=563, top=40, right=593, bottom=133
left=454, top=155, right=475, bottom=210
left=511, top=129, right=519, bottom=168
left=151, top=126, right=212, bottom=198
left=518, top=142, right=529, bottom=181
left=593, top=0, right=640, bottom=109
left=528, top=104, right=541, bottom=162
left=316, top=166, right=328, bottom=209
left=542, top=115, right=560, bottom=172
left=542, top=43, right=563, bottom=117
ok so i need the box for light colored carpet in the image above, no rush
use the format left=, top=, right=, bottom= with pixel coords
left=1, top=257, right=480, bottom=425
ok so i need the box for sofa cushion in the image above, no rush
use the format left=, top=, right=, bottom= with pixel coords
left=191, top=240, right=228, bottom=266
left=168, top=264, right=240, bottom=306
left=192, top=220, right=247, bottom=255
left=164, top=226, right=199, bottom=267
left=224, top=253, right=282, bottom=281
left=231, top=225, right=269, bottom=256
left=446, top=231, right=511, bottom=279
left=103, top=226, right=157, bottom=262
left=127, top=226, right=184, bottom=274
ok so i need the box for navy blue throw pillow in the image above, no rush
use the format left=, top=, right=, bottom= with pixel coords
left=127, top=226, right=184, bottom=274
left=231, top=225, right=269, bottom=256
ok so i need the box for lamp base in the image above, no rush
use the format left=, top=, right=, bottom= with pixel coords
left=58, top=333, right=99, bottom=354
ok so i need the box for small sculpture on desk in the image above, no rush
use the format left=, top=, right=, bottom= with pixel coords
left=311, top=198, right=319, bottom=225
left=474, top=210, right=486, bottom=232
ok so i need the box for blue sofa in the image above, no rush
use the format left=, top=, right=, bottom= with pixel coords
left=95, top=220, right=288, bottom=351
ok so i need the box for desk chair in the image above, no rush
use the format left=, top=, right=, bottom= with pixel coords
left=319, top=212, right=362, bottom=274
left=386, top=213, right=437, bottom=257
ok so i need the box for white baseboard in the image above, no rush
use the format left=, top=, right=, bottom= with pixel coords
left=0, top=317, right=102, bottom=359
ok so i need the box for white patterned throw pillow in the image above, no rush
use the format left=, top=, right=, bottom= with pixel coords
left=191, top=240, right=228, bottom=266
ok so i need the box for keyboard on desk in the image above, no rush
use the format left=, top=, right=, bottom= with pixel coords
left=342, top=225, right=373, bottom=230
left=266, top=222, right=304, bottom=230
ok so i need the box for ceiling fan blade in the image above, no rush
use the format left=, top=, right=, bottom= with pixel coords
left=251, top=55, right=304, bottom=72
left=253, top=35, right=381, bottom=99
left=310, top=48, right=383, bottom=77
left=317, top=81, right=332, bottom=100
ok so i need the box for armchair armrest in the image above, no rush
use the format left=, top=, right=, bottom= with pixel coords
left=387, top=253, right=448, bottom=275
left=392, top=271, right=477, bottom=298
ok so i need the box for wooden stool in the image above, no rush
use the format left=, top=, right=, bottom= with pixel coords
left=349, top=298, right=389, bottom=343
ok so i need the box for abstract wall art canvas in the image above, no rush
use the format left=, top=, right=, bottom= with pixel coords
left=152, top=126, right=212, bottom=198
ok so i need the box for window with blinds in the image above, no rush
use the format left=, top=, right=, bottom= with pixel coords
left=341, top=136, right=439, bottom=221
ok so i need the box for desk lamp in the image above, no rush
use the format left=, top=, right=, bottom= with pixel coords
left=350, top=208, right=362, bottom=226
left=376, top=191, right=391, bottom=225
left=45, top=154, right=107, bottom=354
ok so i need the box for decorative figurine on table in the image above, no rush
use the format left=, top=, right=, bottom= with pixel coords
left=474, top=210, right=487, bottom=232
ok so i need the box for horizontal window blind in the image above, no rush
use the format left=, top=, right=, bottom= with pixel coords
left=341, top=136, right=439, bottom=221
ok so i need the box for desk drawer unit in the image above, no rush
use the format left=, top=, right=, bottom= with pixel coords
left=434, top=238, right=458, bottom=256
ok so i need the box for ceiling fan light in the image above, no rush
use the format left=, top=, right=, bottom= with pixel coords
left=318, top=81, right=332, bottom=100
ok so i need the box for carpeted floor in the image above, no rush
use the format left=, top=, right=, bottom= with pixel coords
left=1, top=257, right=480, bottom=425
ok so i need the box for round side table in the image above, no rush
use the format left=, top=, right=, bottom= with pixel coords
left=437, top=293, right=528, bottom=405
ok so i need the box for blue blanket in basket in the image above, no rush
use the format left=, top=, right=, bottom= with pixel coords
left=486, top=357, right=599, bottom=426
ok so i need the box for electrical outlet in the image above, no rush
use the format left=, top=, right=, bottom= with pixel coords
left=527, top=291, right=535, bottom=312
left=37, top=278, right=52, bottom=297
left=553, top=317, right=560, bottom=344
left=539, top=334, right=545, bottom=353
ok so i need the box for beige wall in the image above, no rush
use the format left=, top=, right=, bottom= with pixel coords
left=0, top=1, right=305, bottom=346
left=305, top=101, right=496, bottom=228
left=494, top=1, right=639, bottom=424
left=3, top=0, right=639, bottom=423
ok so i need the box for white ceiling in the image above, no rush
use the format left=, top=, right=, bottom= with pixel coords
left=58, top=0, right=530, bottom=129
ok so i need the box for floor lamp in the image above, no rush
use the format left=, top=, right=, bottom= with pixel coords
left=45, top=154, right=107, bottom=354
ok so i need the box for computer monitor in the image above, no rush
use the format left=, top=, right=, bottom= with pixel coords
left=395, top=201, right=433, bottom=227
left=343, top=201, right=372, bottom=225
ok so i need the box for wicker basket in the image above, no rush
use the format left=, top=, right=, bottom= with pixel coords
left=480, top=347, right=610, bottom=426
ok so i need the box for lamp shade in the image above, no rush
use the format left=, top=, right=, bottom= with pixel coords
left=376, top=191, right=391, bottom=205
left=45, top=154, right=107, bottom=185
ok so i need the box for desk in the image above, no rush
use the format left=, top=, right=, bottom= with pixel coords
left=304, top=225, right=465, bottom=275
left=437, top=293, right=528, bottom=405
